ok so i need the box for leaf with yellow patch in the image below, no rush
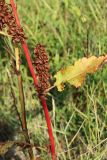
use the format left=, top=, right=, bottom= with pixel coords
left=54, top=56, right=107, bottom=91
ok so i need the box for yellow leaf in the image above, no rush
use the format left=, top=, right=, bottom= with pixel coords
left=54, top=56, right=107, bottom=91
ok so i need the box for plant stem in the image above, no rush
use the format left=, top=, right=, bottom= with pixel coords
left=15, top=47, right=34, bottom=160
left=10, top=0, right=56, bottom=159
left=40, top=95, right=56, bottom=160
left=10, top=0, right=38, bottom=88
left=7, top=70, right=23, bottom=128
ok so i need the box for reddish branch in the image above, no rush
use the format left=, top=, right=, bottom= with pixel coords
left=10, top=0, right=56, bottom=159
left=40, top=95, right=56, bottom=159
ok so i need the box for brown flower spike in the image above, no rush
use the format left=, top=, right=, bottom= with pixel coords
left=0, top=0, right=7, bottom=30
left=34, top=44, right=50, bottom=94
left=0, top=0, right=26, bottom=43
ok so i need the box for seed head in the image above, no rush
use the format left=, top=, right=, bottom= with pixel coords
left=34, top=44, right=50, bottom=94
left=0, top=0, right=26, bottom=43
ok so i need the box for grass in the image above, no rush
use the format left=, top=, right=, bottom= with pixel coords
left=0, top=0, right=107, bottom=159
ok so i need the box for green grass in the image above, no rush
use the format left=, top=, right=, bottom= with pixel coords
left=1, top=0, right=107, bottom=159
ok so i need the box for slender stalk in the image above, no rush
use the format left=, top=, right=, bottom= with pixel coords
left=40, top=95, right=56, bottom=160
left=10, top=0, right=56, bottom=159
left=7, top=70, right=23, bottom=128
left=10, top=0, right=38, bottom=88
left=15, top=47, right=34, bottom=160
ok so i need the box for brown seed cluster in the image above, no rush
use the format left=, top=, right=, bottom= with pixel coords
left=0, top=0, right=7, bottom=30
left=0, top=0, right=26, bottom=43
left=34, top=44, right=50, bottom=94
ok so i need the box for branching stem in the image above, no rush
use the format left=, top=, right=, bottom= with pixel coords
left=10, top=0, right=56, bottom=159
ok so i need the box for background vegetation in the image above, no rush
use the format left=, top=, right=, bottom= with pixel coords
left=0, top=0, right=107, bottom=159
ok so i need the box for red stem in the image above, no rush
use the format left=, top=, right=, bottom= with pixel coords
left=10, top=0, right=56, bottom=159
left=22, top=43, right=38, bottom=87
left=40, top=96, right=56, bottom=159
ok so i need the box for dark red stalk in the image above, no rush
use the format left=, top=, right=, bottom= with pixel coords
left=10, top=0, right=56, bottom=159
left=22, top=43, right=39, bottom=87
left=40, top=95, right=56, bottom=159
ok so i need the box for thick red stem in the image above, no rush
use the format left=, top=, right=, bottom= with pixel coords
left=10, top=0, right=56, bottom=159
left=40, top=96, right=56, bottom=159
left=22, top=43, right=38, bottom=87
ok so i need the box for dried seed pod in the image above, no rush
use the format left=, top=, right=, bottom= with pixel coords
left=0, top=1, right=7, bottom=30
left=0, top=0, right=26, bottom=43
left=34, top=44, right=50, bottom=94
